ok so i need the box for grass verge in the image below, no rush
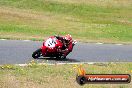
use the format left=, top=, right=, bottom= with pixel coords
left=0, top=0, right=132, bottom=43
left=0, top=62, right=132, bottom=88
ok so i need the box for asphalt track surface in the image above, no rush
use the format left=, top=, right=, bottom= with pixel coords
left=0, top=40, right=132, bottom=65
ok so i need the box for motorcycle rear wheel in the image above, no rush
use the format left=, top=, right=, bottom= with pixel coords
left=32, top=48, right=42, bottom=59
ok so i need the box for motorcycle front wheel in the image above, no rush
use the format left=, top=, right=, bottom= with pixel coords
left=32, top=48, right=42, bottom=59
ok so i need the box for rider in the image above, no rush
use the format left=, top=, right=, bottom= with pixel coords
left=55, top=34, right=75, bottom=58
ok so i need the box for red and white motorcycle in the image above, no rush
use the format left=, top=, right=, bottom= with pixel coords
left=32, top=35, right=77, bottom=59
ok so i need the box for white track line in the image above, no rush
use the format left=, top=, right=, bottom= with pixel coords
left=23, top=40, right=31, bottom=42
left=115, top=44, right=123, bottom=46
left=0, top=39, right=125, bottom=46
left=96, top=42, right=124, bottom=46
left=15, top=62, right=96, bottom=66
left=96, top=42, right=103, bottom=45
left=0, top=39, right=7, bottom=40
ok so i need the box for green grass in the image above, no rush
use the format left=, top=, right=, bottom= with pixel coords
left=0, top=0, right=132, bottom=43
left=0, top=62, right=132, bottom=88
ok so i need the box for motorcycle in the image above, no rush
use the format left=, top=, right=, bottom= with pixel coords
left=32, top=36, right=77, bottom=59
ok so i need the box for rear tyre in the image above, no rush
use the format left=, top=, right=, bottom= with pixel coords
left=56, top=54, right=66, bottom=59
left=60, top=55, right=66, bottom=59
left=32, top=48, right=42, bottom=59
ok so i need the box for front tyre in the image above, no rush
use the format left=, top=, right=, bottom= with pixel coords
left=32, top=48, right=42, bottom=59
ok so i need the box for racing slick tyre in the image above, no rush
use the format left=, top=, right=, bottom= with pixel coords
left=57, top=54, right=66, bottom=59
left=60, top=55, right=66, bottom=59
left=32, top=48, right=42, bottom=59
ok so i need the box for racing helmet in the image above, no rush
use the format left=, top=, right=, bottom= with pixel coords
left=64, top=34, right=72, bottom=43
